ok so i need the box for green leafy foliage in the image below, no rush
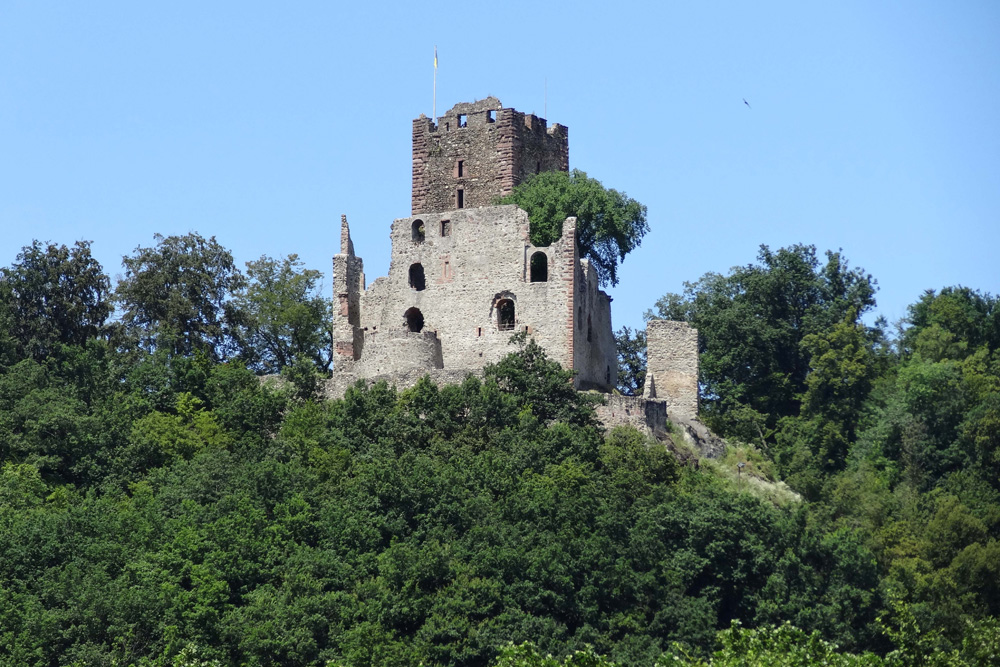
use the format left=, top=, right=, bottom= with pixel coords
left=238, top=253, right=333, bottom=374
left=0, top=240, right=111, bottom=363
left=116, top=233, right=247, bottom=361
left=614, top=326, right=647, bottom=396
left=648, top=244, right=880, bottom=444
left=498, top=169, right=648, bottom=287
left=1, top=233, right=998, bottom=665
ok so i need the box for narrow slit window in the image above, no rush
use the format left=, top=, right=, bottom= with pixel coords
left=456, top=160, right=464, bottom=177
left=457, top=189, right=464, bottom=209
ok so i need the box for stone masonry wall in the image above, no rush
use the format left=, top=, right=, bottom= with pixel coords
left=594, top=395, right=669, bottom=437
left=354, top=330, right=444, bottom=377
left=322, top=368, right=481, bottom=402
left=412, top=98, right=568, bottom=215
left=573, top=259, right=617, bottom=391
left=359, top=205, right=581, bottom=373
left=337, top=205, right=615, bottom=389
left=644, top=320, right=699, bottom=419
left=332, top=215, right=365, bottom=369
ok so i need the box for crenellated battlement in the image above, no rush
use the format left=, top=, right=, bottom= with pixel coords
left=411, top=97, right=569, bottom=215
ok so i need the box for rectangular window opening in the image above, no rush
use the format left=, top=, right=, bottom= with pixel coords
left=477, top=327, right=482, bottom=337
left=487, top=110, right=496, bottom=123
left=440, top=220, right=451, bottom=236
left=457, top=160, right=464, bottom=177
left=458, top=114, right=467, bottom=128
left=457, top=189, right=464, bottom=209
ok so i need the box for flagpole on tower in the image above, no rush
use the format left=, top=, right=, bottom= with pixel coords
left=433, top=46, right=438, bottom=122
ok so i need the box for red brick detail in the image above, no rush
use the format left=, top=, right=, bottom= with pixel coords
left=412, top=117, right=431, bottom=215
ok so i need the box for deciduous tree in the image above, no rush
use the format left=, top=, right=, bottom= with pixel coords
left=116, top=233, right=246, bottom=361
left=614, top=326, right=647, bottom=395
left=237, top=254, right=332, bottom=374
left=648, top=244, right=879, bottom=441
left=0, top=240, right=111, bottom=362
left=498, top=169, right=648, bottom=287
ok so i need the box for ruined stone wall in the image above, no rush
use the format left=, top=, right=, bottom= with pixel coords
left=645, top=320, right=699, bottom=419
left=412, top=98, right=568, bottom=215
left=359, top=276, right=388, bottom=332
left=359, top=205, right=579, bottom=373
left=320, top=369, right=480, bottom=402
left=573, top=259, right=617, bottom=391
left=354, top=330, right=443, bottom=377
left=594, top=395, right=669, bottom=437
left=332, top=215, right=365, bottom=370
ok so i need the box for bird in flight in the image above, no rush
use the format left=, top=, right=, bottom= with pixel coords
left=743, top=98, right=751, bottom=109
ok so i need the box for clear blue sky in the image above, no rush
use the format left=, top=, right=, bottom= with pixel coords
left=2, top=1, right=998, bottom=333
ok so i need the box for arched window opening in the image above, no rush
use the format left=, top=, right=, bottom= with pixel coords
left=408, top=263, right=425, bottom=291
left=411, top=219, right=425, bottom=243
left=404, top=307, right=424, bottom=333
left=587, top=315, right=592, bottom=342
left=529, top=251, right=548, bottom=283
left=497, top=299, right=515, bottom=331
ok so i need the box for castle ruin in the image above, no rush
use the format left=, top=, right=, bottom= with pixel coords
left=329, top=97, right=700, bottom=430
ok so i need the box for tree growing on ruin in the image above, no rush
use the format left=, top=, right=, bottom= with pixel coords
left=498, top=169, right=648, bottom=287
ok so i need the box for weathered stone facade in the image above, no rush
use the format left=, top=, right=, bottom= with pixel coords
left=329, top=99, right=700, bottom=438
left=644, top=320, right=699, bottom=419
left=412, top=97, right=569, bottom=215
left=333, top=206, right=616, bottom=392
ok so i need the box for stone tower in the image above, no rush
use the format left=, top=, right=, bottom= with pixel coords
left=411, top=97, right=569, bottom=215
left=644, top=320, right=699, bottom=419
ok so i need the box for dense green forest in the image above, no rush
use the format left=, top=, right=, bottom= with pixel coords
left=0, top=236, right=997, bottom=666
